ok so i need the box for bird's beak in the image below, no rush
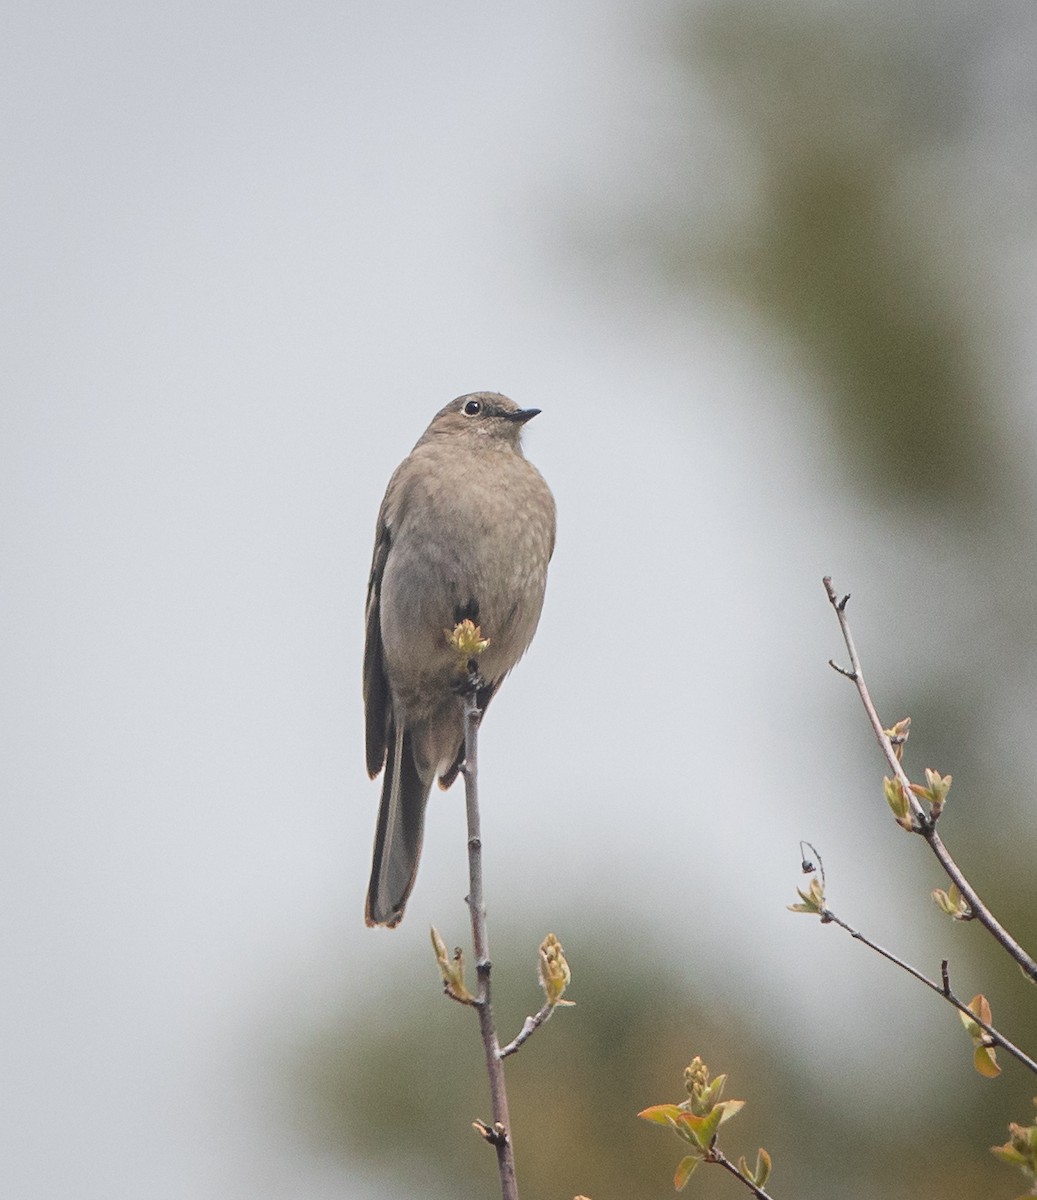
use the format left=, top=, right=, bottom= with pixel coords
left=505, top=408, right=541, bottom=425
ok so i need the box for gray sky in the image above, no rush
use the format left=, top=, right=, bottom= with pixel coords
left=2, top=5, right=993, bottom=1197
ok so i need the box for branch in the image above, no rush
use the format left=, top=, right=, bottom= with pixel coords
left=711, top=1148, right=777, bottom=1200
left=817, top=901, right=1037, bottom=1077
left=823, top=577, right=1037, bottom=984
left=461, top=677, right=519, bottom=1200
left=500, top=1001, right=555, bottom=1060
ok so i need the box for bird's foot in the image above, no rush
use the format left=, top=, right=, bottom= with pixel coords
left=453, top=663, right=485, bottom=698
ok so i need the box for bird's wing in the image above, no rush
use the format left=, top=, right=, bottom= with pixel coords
left=363, top=514, right=392, bottom=778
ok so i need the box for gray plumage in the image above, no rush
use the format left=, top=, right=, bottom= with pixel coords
left=364, top=392, right=556, bottom=927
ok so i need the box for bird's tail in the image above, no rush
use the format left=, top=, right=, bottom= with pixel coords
left=365, top=720, right=431, bottom=927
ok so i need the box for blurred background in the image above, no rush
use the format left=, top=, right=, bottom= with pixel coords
left=4, top=2, right=1037, bottom=1197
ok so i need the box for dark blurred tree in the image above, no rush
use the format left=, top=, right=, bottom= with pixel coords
left=652, top=3, right=1037, bottom=519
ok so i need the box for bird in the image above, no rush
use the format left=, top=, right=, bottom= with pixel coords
left=363, top=392, right=555, bottom=927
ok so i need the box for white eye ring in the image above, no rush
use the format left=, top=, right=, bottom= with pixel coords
left=463, top=399, right=482, bottom=416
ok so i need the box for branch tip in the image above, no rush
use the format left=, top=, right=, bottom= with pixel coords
left=823, top=575, right=850, bottom=611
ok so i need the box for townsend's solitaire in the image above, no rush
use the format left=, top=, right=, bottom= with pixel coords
left=364, top=392, right=555, bottom=927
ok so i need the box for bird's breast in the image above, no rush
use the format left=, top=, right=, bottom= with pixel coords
left=379, top=453, right=552, bottom=712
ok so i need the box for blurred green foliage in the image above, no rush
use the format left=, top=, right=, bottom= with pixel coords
left=287, top=926, right=1028, bottom=1199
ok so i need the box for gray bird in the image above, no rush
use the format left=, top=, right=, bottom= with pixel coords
left=363, top=392, right=556, bottom=927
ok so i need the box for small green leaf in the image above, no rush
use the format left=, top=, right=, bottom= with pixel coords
left=701, top=1072, right=727, bottom=1108
left=991, top=1143, right=1029, bottom=1169
left=676, top=1105, right=724, bottom=1150
left=991, top=1103, right=1037, bottom=1185
left=959, top=994, right=1000, bottom=1076
left=974, top=1044, right=1001, bottom=1079
left=430, top=925, right=474, bottom=1003
left=883, top=775, right=912, bottom=824
left=638, top=1104, right=683, bottom=1128
left=964, top=993, right=992, bottom=1026
left=738, top=1149, right=770, bottom=1187
left=674, top=1155, right=701, bottom=1191
left=932, top=883, right=970, bottom=920
left=922, top=767, right=952, bottom=815
left=884, top=716, right=911, bottom=758
left=788, top=875, right=825, bottom=915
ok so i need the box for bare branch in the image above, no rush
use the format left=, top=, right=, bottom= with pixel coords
left=500, top=1001, right=555, bottom=1059
left=815, top=898, right=1037, bottom=1076
left=460, top=678, right=519, bottom=1200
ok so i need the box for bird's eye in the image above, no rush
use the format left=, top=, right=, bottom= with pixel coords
left=463, top=399, right=482, bottom=416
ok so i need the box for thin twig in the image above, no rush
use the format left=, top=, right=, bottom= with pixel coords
left=818, top=904, right=1037, bottom=1076
left=823, top=577, right=1037, bottom=984
left=461, top=680, right=519, bottom=1200
left=710, top=1148, right=777, bottom=1200
left=499, top=1001, right=555, bottom=1059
